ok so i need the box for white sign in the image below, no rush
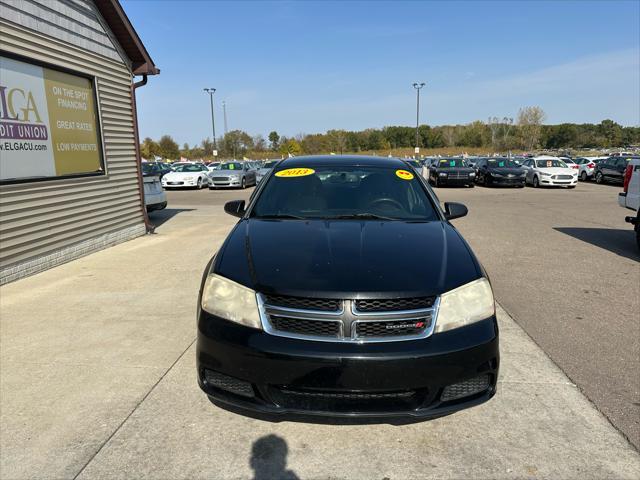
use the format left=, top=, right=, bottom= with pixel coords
left=213, top=150, right=218, bottom=157
left=414, top=147, right=420, bottom=154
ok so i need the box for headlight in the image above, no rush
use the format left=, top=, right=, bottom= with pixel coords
left=229, top=174, right=240, bottom=180
left=492, top=172, right=503, bottom=178
left=539, top=172, right=552, bottom=177
left=435, top=278, right=495, bottom=333
left=184, top=176, right=195, bottom=181
left=469, top=172, right=475, bottom=177
left=439, top=172, right=448, bottom=176
left=201, top=274, right=262, bottom=329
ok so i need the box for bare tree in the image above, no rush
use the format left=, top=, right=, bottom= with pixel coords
left=442, top=126, right=456, bottom=147
left=517, top=106, right=546, bottom=151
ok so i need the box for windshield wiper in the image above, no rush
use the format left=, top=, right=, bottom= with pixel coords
left=254, top=214, right=307, bottom=220
left=327, top=213, right=398, bottom=221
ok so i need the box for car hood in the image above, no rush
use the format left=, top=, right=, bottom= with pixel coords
left=214, top=219, right=481, bottom=298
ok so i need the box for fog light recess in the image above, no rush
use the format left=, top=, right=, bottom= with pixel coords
left=440, top=374, right=490, bottom=402
left=204, top=370, right=254, bottom=398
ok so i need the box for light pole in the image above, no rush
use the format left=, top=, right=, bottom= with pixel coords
left=222, top=100, right=228, bottom=136
left=203, top=88, right=217, bottom=157
left=412, top=82, right=425, bottom=156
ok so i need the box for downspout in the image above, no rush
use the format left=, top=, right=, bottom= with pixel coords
left=131, top=74, right=155, bottom=233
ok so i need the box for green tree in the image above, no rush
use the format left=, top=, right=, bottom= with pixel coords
left=140, top=137, right=160, bottom=159
left=268, top=131, right=280, bottom=151
left=158, top=134, right=179, bottom=159
left=221, top=130, right=254, bottom=158
left=279, top=139, right=302, bottom=156
left=598, top=119, right=623, bottom=147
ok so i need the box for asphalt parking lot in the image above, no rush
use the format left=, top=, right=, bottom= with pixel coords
left=1, top=178, right=638, bottom=479
left=164, top=179, right=640, bottom=450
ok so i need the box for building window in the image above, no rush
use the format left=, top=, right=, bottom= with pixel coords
left=0, top=54, right=105, bottom=184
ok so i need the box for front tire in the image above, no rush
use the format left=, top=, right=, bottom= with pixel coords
left=196, top=178, right=202, bottom=189
left=595, top=172, right=604, bottom=184
left=580, top=171, right=587, bottom=181
left=241, top=177, right=246, bottom=189
left=533, top=176, right=540, bottom=188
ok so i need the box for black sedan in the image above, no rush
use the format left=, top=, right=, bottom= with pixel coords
left=197, top=155, right=499, bottom=421
left=474, top=158, right=526, bottom=187
left=428, top=158, right=475, bottom=187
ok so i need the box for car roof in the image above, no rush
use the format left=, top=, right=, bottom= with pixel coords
left=277, top=155, right=410, bottom=169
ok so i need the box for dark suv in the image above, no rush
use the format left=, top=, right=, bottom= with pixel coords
left=197, top=156, right=499, bottom=420
left=595, top=157, right=637, bottom=185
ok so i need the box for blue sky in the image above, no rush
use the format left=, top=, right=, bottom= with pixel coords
left=123, top=0, right=640, bottom=146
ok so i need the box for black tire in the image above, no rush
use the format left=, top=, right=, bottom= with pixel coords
left=533, top=176, right=540, bottom=188
left=468, top=183, right=474, bottom=188
left=434, top=176, right=439, bottom=188
left=595, top=172, right=604, bottom=184
left=241, top=177, right=246, bottom=189
left=580, top=171, right=587, bottom=181
left=196, top=178, right=202, bottom=189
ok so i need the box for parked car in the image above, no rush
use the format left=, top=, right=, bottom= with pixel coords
left=521, top=156, right=578, bottom=188
left=206, top=162, right=221, bottom=172
left=474, top=158, right=526, bottom=187
left=574, top=157, right=598, bottom=181
left=256, top=160, right=279, bottom=183
left=141, top=162, right=171, bottom=179
left=209, top=161, right=257, bottom=189
left=594, top=157, right=637, bottom=185
left=560, top=157, right=580, bottom=171
left=618, top=157, right=640, bottom=249
left=197, top=155, right=499, bottom=419
left=141, top=166, right=167, bottom=211
left=161, top=163, right=211, bottom=189
left=406, top=159, right=426, bottom=177
left=428, top=158, right=475, bottom=187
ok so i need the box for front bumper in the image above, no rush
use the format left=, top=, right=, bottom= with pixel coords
left=163, top=180, right=199, bottom=188
left=539, top=176, right=578, bottom=187
left=197, top=312, right=499, bottom=420
left=210, top=179, right=242, bottom=188
left=436, top=176, right=474, bottom=186
left=487, top=176, right=525, bottom=186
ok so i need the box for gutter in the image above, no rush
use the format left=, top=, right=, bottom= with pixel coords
left=131, top=74, right=155, bottom=233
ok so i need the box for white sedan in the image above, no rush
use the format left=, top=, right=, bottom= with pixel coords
left=521, top=156, right=578, bottom=188
left=162, top=163, right=211, bottom=189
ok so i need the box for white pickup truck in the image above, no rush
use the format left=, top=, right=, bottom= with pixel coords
left=618, top=157, right=640, bottom=249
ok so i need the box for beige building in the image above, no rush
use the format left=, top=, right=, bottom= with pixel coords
left=0, top=0, right=158, bottom=284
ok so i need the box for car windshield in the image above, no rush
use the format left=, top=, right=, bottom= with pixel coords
left=535, top=159, right=567, bottom=168
left=220, top=163, right=243, bottom=170
left=438, top=159, right=466, bottom=168
left=173, top=164, right=202, bottom=172
left=251, top=165, right=439, bottom=221
left=142, top=163, right=157, bottom=173
left=487, top=159, right=519, bottom=168
left=263, top=161, right=278, bottom=169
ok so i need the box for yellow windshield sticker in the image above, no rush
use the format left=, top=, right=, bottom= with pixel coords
left=275, top=168, right=315, bottom=178
left=396, top=169, right=414, bottom=180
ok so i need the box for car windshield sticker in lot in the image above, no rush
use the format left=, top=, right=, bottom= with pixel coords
left=221, top=163, right=242, bottom=170
left=252, top=165, right=438, bottom=221
left=439, top=159, right=466, bottom=168
left=395, top=169, right=414, bottom=180
left=274, top=168, right=316, bottom=178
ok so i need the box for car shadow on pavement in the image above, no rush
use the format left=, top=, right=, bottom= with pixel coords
left=250, top=435, right=299, bottom=480
left=554, top=227, right=639, bottom=261
left=148, top=208, right=194, bottom=228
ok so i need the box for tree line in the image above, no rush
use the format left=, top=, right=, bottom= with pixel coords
left=140, top=106, right=640, bottom=160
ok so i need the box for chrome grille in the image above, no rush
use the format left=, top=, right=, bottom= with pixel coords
left=258, top=294, right=439, bottom=343
left=211, top=176, right=229, bottom=181
left=554, top=175, right=573, bottom=180
left=447, top=171, right=469, bottom=179
left=270, top=315, right=341, bottom=337
left=264, top=294, right=340, bottom=312
left=355, top=297, right=435, bottom=312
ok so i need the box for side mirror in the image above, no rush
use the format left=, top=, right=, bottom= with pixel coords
left=444, top=202, right=468, bottom=221
left=224, top=200, right=246, bottom=218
